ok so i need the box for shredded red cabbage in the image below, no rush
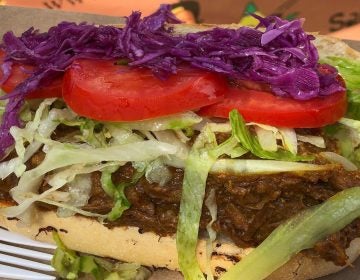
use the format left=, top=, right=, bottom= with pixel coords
left=0, top=5, right=344, bottom=157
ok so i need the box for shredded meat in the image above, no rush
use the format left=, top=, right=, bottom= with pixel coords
left=1, top=132, right=360, bottom=266
left=102, top=164, right=360, bottom=266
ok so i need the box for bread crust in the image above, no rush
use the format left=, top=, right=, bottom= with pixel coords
left=0, top=211, right=359, bottom=279
left=0, top=31, right=359, bottom=279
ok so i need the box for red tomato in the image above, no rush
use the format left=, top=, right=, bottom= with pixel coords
left=0, top=51, right=62, bottom=99
left=198, top=87, right=347, bottom=128
left=62, top=59, right=227, bottom=121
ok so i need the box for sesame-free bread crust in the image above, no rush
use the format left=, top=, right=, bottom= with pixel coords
left=0, top=211, right=359, bottom=279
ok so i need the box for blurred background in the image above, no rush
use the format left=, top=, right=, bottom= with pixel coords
left=0, top=0, right=359, bottom=39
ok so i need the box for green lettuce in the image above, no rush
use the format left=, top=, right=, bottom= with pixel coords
left=144, top=158, right=172, bottom=186
left=221, top=187, right=360, bottom=280
left=52, top=231, right=81, bottom=279
left=60, top=118, right=108, bottom=147
left=176, top=125, right=238, bottom=280
left=59, top=111, right=201, bottom=147
left=52, top=232, right=151, bottom=280
left=116, top=111, right=202, bottom=131
left=0, top=140, right=177, bottom=222
left=101, top=165, right=145, bottom=221
left=210, top=159, right=335, bottom=174
left=79, top=119, right=108, bottom=147
left=325, top=118, right=360, bottom=166
left=176, top=110, right=316, bottom=280
left=321, top=56, right=360, bottom=119
left=229, top=110, right=313, bottom=161
left=9, top=98, right=57, bottom=175
left=204, top=188, right=217, bottom=280
left=1, top=98, right=75, bottom=179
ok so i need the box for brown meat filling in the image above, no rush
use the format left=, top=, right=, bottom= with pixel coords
left=101, top=164, right=360, bottom=266
left=1, top=130, right=359, bottom=267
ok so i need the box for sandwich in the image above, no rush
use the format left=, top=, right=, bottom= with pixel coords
left=1, top=4, right=360, bottom=280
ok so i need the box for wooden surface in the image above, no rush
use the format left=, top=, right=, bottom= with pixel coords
left=331, top=25, right=360, bottom=41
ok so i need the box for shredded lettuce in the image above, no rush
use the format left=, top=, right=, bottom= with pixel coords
left=19, top=101, right=33, bottom=122
left=253, top=125, right=278, bottom=152
left=79, top=119, right=108, bottom=147
left=100, top=166, right=121, bottom=198
left=12, top=98, right=56, bottom=157
left=220, top=187, right=360, bottom=280
left=321, top=57, right=360, bottom=119
left=176, top=126, right=217, bottom=280
left=246, top=122, right=325, bottom=153
left=116, top=111, right=202, bottom=131
left=61, top=116, right=150, bottom=148
left=56, top=173, right=92, bottom=218
left=52, top=232, right=151, bottom=280
left=52, top=231, right=81, bottom=279
left=225, top=145, right=248, bottom=159
left=9, top=98, right=56, bottom=175
left=140, top=130, right=156, bottom=140
left=0, top=157, right=22, bottom=180
left=277, top=127, right=297, bottom=155
left=175, top=129, right=191, bottom=143
left=229, top=110, right=312, bottom=161
left=176, top=125, right=238, bottom=280
left=320, top=151, right=358, bottom=171
left=105, top=125, right=143, bottom=146
left=204, top=189, right=217, bottom=280
left=0, top=140, right=177, bottom=221
left=1, top=99, right=76, bottom=179
left=61, top=118, right=109, bottom=147
left=38, top=198, right=107, bottom=219
left=47, top=163, right=120, bottom=190
left=153, top=130, right=190, bottom=160
left=339, top=117, right=360, bottom=132
left=17, top=141, right=176, bottom=197
left=211, top=159, right=335, bottom=174
left=153, top=130, right=191, bottom=168
left=205, top=122, right=231, bottom=133
left=1, top=163, right=117, bottom=223
left=145, top=158, right=171, bottom=186
left=328, top=118, right=360, bottom=166
left=247, top=123, right=301, bottom=154
left=101, top=164, right=145, bottom=221
left=297, top=134, right=325, bottom=148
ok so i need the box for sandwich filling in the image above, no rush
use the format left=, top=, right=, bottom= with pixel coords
left=1, top=121, right=360, bottom=267
left=1, top=5, right=360, bottom=280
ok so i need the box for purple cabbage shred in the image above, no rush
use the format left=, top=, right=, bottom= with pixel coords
left=0, top=5, right=344, bottom=157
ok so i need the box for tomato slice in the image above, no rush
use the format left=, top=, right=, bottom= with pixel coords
left=0, top=51, right=62, bottom=99
left=62, top=59, right=227, bottom=121
left=198, top=87, right=347, bottom=128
